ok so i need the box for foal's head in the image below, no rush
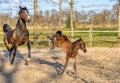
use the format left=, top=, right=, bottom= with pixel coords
left=47, top=30, right=62, bottom=40
left=19, top=6, right=31, bottom=23
left=76, top=38, right=87, bottom=53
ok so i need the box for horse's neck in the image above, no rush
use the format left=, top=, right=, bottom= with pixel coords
left=16, top=17, right=27, bottom=31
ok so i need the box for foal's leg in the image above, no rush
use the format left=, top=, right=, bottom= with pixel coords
left=10, top=47, right=17, bottom=64
left=60, top=56, right=69, bottom=76
left=51, top=39, right=55, bottom=49
left=27, top=41, right=31, bottom=62
left=73, top=56, right=77, bottom=76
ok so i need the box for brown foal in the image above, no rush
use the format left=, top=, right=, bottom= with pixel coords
left=48, top=30, right=87, bottom=77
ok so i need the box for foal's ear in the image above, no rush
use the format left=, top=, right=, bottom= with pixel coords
left=19, top=6, right=22, bottom=9
left=79, top=38, right=83, bottom=40
left=56, top=30, right=62, bottom=35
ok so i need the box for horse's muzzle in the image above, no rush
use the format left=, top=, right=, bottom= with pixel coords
left=27, top=18, right=31, bottom=23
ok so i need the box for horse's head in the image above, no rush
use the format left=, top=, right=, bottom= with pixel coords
left=19, top=6, right=31, bottom=23
left=77, top=38, right=87, bottom=53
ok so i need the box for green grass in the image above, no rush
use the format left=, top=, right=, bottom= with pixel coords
left=0, top=27, right=119, bottom=47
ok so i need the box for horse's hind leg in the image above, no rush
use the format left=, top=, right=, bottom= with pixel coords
left=10, top=47, right=17, bottom=64
left=27, top=41, right=31, bottom=62
left=4, top=37, right=12, bottom=59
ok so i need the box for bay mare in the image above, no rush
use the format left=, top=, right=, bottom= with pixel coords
left=3, top=6, right=31, bottom=65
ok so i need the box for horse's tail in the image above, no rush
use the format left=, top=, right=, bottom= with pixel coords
left=3, top=24, right=12, bottom=33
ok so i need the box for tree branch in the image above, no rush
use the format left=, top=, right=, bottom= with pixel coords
left=49, top=0, right=60, bottom=5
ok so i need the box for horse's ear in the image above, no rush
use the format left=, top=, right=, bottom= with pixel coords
left=19, top=6, right=22, bottom=9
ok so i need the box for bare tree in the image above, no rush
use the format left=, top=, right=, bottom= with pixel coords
left=102, top=10, right=111, bottom=27
left=110, top=4, right=118, bottom=27
left=45, top=10, right=50, bottom=27
left=47, top=0, right=63, bottom=28
left=87, top=11, right=96, bottom=24
left=65, top=0, right=79, bottom=39
left=118, top=0, right=120, bottom=40
left=70, top=0, right=74, bottom=38
left=65, top=0, right=74, bottom=38
left=59, top=0, right=62, bottom=28
left=34, top=0, right=38, bottom=45
left=74, top=10, right=81, bottom=27
left=38, top=11, right=44, bottom=26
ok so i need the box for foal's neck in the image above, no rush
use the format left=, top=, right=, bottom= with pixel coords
left=72, top=40, right=80, bottom=49
left=16, top=17, right=27, bottom=31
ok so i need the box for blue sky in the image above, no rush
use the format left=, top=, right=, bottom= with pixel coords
left=0, top=0, right=117, bottom=16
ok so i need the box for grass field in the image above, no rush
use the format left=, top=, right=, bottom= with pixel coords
left=0, top=27, right=118, bottom=47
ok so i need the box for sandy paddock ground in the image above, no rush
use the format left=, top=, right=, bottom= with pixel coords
left=0, top=47, right=120, bottom=83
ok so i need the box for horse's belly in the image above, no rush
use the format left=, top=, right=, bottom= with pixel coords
left=18, top=38, right=28, bottom=44
left=18, top=42, right=25, bottom=46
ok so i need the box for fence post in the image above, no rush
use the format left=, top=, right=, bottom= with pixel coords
left=89, top=24, right=93, bottom=46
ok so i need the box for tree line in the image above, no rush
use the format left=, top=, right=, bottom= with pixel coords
left=0, top=3, right=118, bottom=29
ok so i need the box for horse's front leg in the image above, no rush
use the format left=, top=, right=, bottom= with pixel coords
left=10, top=46, right=17, bottom=64
left=9, top=47, right=14, bottom=60
left=59, top=55, right=69, bottom=76
left=27, top=41, right=31, bottom=62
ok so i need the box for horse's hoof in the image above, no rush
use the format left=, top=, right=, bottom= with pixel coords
left=27, top=58, right=31, bottom=62
left=24, top=63, right=29, bottom=65
left=9, top=56, right=12, bottom=61
left=10, top=62, right=13, bottom=65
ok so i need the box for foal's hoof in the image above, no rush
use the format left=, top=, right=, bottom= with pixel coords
left=27, top=58, right=31, bottom=62
left=74, top=75, right=78, bottom=79
left=58, top=71, right=64, bottom=77
left=24, top=62, right=29, bottom=65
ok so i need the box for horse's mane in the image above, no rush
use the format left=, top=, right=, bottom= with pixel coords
left=72, top=38, right=82, bottom=44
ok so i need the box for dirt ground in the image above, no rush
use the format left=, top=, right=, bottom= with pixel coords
left=0, top=47, right=120, bottom=83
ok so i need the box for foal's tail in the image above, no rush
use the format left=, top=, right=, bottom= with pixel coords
left=3, top=24, right=12, bottom=33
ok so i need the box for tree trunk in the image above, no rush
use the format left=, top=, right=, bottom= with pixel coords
left=59, top=0, right=62, bottom=28
left=34, top=0, right=38, bottom=45
left=70, top=0, right=74, bottom=40
left=118, top=2, right=120, bottom=39
left=115, top=0, right=120, bottom=46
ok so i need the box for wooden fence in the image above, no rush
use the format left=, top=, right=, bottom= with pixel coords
left=0, top=28, right=118, bottom=47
